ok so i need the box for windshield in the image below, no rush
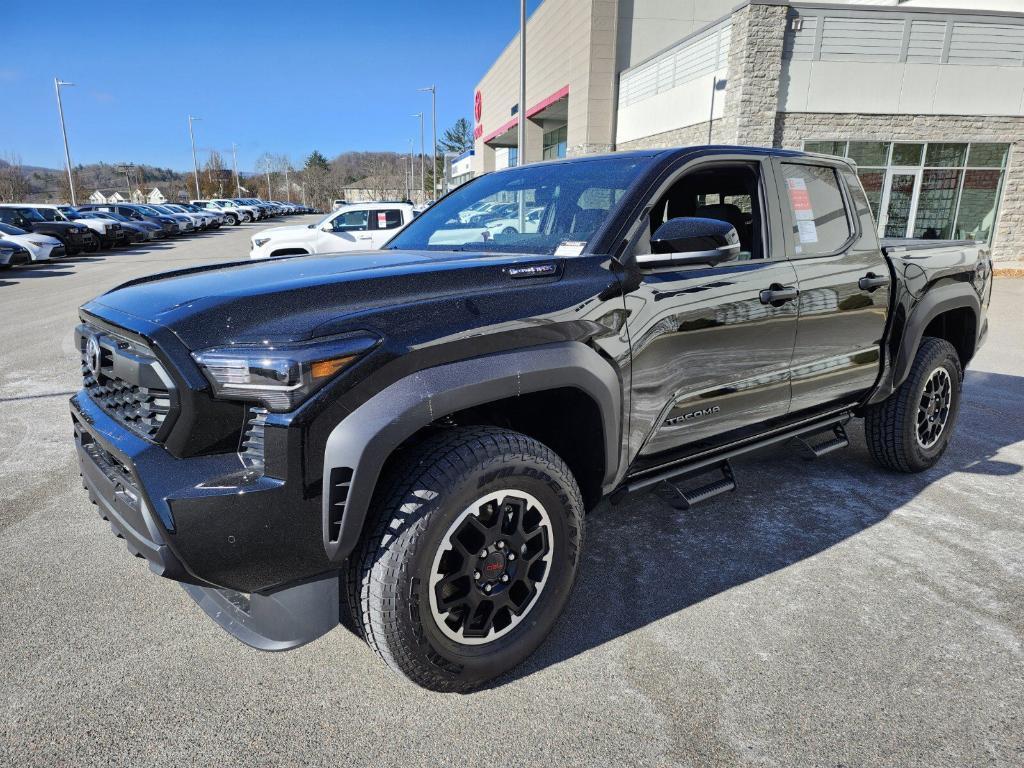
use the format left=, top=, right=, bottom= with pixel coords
left=16, top=208, right=46, bottom=222
left=0, top=222, right=27, bottom=236
left=135, top=206, right=162, bottom=216
left=35, top=208, right=68, bottom=222
left=385, top=156, right=651, bottom=254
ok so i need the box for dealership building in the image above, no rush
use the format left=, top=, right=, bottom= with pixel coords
left=471, top=0, right=1024, bottom=261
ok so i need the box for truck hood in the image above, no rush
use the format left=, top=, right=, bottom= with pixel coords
left=84, top=249, right=569, bottom=351
left=254, top=223, right=318, bottom=239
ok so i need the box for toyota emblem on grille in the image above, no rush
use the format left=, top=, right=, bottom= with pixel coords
left=86, top=335, right=102, bottom=378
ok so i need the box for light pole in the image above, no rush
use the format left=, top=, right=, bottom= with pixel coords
left=187, top=115, right=202, bottom=199
left=412, top=112, right=424, bottom=201
left=418, top=85, right=436, bottom=200
left=407, top=138, right=414, bottom=201
left=518, top=0, right=526, bottom=166
left=54, top=78, right=77, bottom=205
left=231, top=143, right=241, bottom=197
left=284, top=162, right=291, bottom=202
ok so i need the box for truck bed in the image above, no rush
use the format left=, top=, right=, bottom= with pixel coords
left=880, top=238, right=978, bottom=256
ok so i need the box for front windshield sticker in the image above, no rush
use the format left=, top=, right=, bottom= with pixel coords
left=554, top=241, right=586, bottom=257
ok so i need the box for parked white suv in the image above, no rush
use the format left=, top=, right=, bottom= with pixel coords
left=249, top=202, right=414, bottom=259
left=193, top=200, right=245, bottom=226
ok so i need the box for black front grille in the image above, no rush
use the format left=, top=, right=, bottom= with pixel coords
left=78, top=324, right=174, bottom=441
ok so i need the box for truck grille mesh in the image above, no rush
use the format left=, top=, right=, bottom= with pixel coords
left=79, top=327, right=173, bottom=441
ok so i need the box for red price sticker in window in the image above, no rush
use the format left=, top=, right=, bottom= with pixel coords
left=786, top=177, right=814, bottom=221
left=377, top=212, right=388, bottom=228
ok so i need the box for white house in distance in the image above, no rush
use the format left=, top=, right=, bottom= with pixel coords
left=87, top=187, right=167, bottom=205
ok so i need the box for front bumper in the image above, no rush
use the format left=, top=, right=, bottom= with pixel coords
left=71, top=389, right=332, bottom=593
left=71, top=392, right=341, bottom=651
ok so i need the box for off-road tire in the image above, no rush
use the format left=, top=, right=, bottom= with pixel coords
left=347, top=427, right=585, bottom=692
left=865, top=337, right=963, bottom=472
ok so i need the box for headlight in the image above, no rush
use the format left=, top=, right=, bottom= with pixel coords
left=71, top=227, right=86, bottom=234
left=192, top=335, right=378, bottom=411
left=254, top=237, right=271, bottom=247
left=29, top=239, right=51, bottom=247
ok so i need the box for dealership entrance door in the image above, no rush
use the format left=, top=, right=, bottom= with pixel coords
left=877, top=167, right=922, bottom=238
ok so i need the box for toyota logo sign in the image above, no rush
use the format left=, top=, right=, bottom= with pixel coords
left=86, top=335, right=102, bottom=377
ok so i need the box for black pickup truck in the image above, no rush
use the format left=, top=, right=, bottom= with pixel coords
left=71, top=146, right=991, bottom=691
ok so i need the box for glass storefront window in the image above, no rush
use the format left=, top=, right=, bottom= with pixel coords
left=925, top=143, right=968, bottom=168
left=801, top=139, right=1011, bottom=245
left=542, top=125, right=567, bottom=160
left=967, top=143, right=1008, bottom=169
left=804, top=141, right=847, bottom=156
left=891, top=143, right=923, bottom=166
left=847, top=142, right=890, bottom=167
left=913, top=169, right=962, bottom=239
left=955, top=169, right=1002, bottom=242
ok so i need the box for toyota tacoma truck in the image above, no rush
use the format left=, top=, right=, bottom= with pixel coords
left=71, top=146, right=991, bottom=692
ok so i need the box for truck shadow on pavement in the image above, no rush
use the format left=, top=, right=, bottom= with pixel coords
left=494, top=368, right=1024, bottom=687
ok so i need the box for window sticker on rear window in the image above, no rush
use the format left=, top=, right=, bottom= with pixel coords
left=796, top=220, right=819, bottom=244
left=786, top=177, right=814, bottom=221
left=377, top=212, right=388, bottom=228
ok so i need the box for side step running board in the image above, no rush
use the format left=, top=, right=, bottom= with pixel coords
left=793, top=423, right=849, bottom=460
left=657, top=460, right=736, bottom=510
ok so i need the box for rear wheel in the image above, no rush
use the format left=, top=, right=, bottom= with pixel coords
left=865, top=337, right=963, bottom=472
left=348, top=427, right=584, bottom=692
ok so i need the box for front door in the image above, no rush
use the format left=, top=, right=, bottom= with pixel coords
left=877, top=167, right=922, bottom=238
left=623, top=157, right=799, bottom=460
left=319, top=209, right=373, bottom=251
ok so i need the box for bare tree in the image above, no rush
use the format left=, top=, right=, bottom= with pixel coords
left=0, top=154, right=31, bottom=202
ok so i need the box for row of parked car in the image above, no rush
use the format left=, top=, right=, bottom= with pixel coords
left=0, top=198, right=315, bottom=268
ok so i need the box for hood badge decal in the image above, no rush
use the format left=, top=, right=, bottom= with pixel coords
left=508, top=263, right=557, bottom=279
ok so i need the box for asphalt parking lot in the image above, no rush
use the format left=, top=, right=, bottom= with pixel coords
left=1, top=224, right=1022, bottom=767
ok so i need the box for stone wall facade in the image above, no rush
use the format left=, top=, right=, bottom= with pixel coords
left=616, top=119, right=724, bottom=151
left=775, top=112, right=1024, bottom=263
left=721, top=3, right=788, bottom=147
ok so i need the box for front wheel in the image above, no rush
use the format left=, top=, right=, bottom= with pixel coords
left=864, top=337, right=963, bottom=472
left=348, top=427, right=585, bottom=692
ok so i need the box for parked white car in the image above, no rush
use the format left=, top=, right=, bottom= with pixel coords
left=249, top=202, right=414, bottom=259
left=193, top=200, right=245, bottom=226
left=214, top=198, right=259, bottom=223
left=0, top=222, right=63, bottom=261
left=484, top=206, right=544, bottom=235
left=165, top=203, right=219, bottom=229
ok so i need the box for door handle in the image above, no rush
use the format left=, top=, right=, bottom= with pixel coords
left=858, top=272, right=890, bottom=292
left=356, top=234, right=372, bottom=240
left=759, top=284, right=799, bottom=307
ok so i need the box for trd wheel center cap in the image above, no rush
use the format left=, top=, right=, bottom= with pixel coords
left=480, top=551, right=507, bottom=582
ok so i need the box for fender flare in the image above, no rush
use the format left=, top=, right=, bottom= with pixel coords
left=320, top=341, right=622, bottom=562
left=892, top=282, right=980, bottom=390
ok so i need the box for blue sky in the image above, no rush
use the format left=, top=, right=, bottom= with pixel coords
left=4, top=1, right=542, bottom=173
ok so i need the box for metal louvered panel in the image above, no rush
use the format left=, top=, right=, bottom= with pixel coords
left=618, top=22, right=731, bottom=109
left=783, top=15, right=818, bottom=60
left=819, top=17, right=905, bottom=62
left=948, top=22, right=1024, bottom=66
left=240, top=407, right=269, bottom=469
left=907, top=20, right=947, bottom=64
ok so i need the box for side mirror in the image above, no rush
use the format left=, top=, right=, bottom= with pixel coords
left=638, top=217, right=740, bottom=268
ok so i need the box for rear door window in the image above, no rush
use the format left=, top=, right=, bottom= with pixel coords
left=371, top=209, right=404, bottom=230
left=780, top=164, right=852, bottom=257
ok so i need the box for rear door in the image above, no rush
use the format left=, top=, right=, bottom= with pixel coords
left=368, top=208, right=406, bottom=247
left=772, top=159, right=891, bottom=413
